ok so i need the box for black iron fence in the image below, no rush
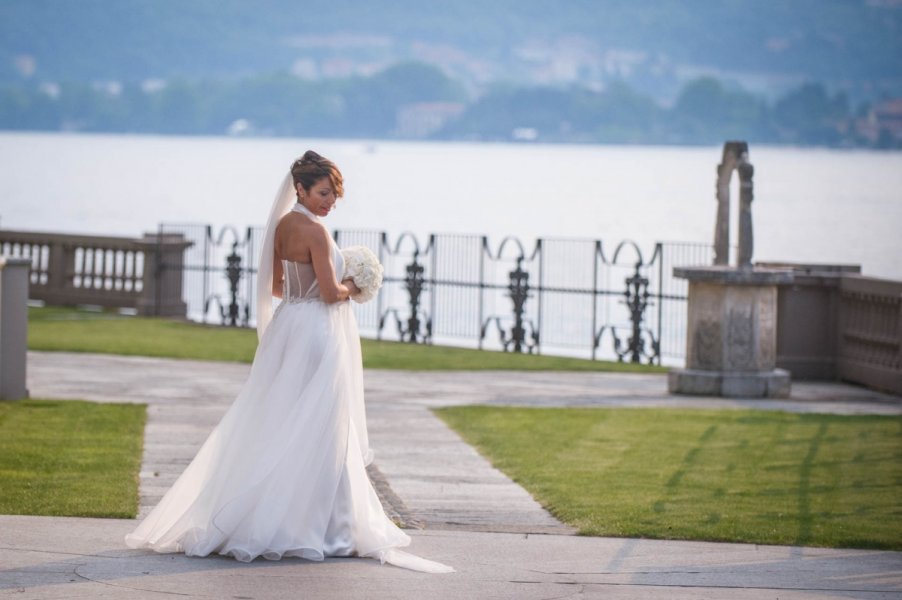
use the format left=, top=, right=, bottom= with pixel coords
left=159, top=222, right=713, bottom=363
left=337, top=232, right=713, bottom=363
left=156, top=223, right=264, bottom=327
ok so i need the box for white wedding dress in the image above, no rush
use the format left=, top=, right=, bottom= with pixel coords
left=125, top=203, right=452, bottom=573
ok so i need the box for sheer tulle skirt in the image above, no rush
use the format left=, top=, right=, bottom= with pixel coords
left=125, top=300, right=452, bottom=573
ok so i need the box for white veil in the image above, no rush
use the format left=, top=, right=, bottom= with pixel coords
left=256, top=172, right=297, bottom=341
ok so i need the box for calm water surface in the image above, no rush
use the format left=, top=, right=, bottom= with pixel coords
left=1, top=132, right=900, bottom=280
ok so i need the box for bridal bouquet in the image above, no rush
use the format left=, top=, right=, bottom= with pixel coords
left=341, top=245, right=384, bottom=304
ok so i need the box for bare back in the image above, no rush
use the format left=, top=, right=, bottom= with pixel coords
left=275, top=211, right=323, bottom=264
left=272, top=209, right=350, bottom=303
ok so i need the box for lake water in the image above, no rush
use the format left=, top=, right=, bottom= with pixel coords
left=1, top=131, right=900, bottom=280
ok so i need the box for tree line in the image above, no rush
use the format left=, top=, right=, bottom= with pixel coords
left=0, top=62, right=893, bottom=148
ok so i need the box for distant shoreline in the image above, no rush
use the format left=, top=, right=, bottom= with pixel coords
left=3, top=128, right=900, bottom=153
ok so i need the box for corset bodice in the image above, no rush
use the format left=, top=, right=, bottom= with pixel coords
left=281, top=202, right=344, bottom=302
left=282, top=260, right=320, bottom=301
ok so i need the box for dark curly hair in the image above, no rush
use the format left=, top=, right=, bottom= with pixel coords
left=290, top=150, right=344, bottom=199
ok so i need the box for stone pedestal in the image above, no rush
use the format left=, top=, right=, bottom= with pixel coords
left=669, top=266, right=794, bottom=398
left=135, top=233, right=192, bottom=317
left=0, top=257, right=30, bottom=400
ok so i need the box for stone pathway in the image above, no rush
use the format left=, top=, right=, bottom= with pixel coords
left=4, top=514, right=901, bottom=600
left=26, top=352, right=571, bottom=532
left=27, top=351, right=901, bottom=534
left=13, top=351, right=902, bottom=600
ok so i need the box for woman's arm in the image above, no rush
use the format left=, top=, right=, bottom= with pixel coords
left=309, top=225, right=356, bottom=303
left=271, top=254, right=284, bottom=299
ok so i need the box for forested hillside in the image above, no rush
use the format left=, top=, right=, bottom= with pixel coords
left=2, top=0, right=900, bottom=146
left=3, top=0, right=899, bottom=92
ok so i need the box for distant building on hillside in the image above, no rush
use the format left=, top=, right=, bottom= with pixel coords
left=394, top=102, right=465, bottom=138
left=856, top=98, right=902, bottom=147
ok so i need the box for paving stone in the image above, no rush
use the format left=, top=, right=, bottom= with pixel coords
left=14, top=351, right=902, bottom=598
left=1, top=515, right=900, bottom=600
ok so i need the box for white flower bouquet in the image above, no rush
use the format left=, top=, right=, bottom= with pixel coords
left=341, top=245, right=384, bottom=304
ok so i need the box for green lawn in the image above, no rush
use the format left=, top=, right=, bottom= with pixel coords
left=28, top=306, right=665, bottom=373
left=435, top=406, right=902, bottom=550
left=0, top=399, right=146, bottom=518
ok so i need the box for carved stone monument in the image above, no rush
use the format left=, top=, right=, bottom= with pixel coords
left=669, top=142, right=794, bottom=398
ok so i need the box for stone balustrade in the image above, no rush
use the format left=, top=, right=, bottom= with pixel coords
left=838, top=274, right=902, bottom=394
left=760, top=262, right=901, bottom=394
left=0, top=229, right=192, bottom=316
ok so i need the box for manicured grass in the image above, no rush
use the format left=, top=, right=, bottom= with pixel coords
left=359, top=338, right=663, bottom=372
left=28, top=306, right=258, bottom=363
left=0, top=399, right=147, bottom=518
left=28, top=306, right=665, bottom=373
left=435, top=406, right=902, bottom=550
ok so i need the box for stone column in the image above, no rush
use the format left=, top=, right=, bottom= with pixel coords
left=737, top=159, right=754, bottom=269
left=135, top=233, right=193, bottom=317
left=0, top=257, right=30, bottom=400
left=713, top=141, right=748, bottom=266
left=668, top=266, right=794, bottom=398
left=714, top=161, right=732, bottom=266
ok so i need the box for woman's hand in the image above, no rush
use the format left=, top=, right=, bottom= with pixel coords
left=342, top=278, right=361, bottom=299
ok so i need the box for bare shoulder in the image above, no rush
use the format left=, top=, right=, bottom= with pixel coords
left=277, top=212, right=328, bottom=238
left=276, top=212, right=330, bottom=256
left=302, top=217, right=331, bottom=248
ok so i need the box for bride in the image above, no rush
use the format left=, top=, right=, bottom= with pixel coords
left=125, top=151, right=453, bottom=573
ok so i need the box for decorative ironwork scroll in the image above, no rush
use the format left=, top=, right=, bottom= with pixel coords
left=165, top=220, right=713, bottom=363
left=374, top=232, right=432, bottom=344
left=220, top=240, right=245, bottom=327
